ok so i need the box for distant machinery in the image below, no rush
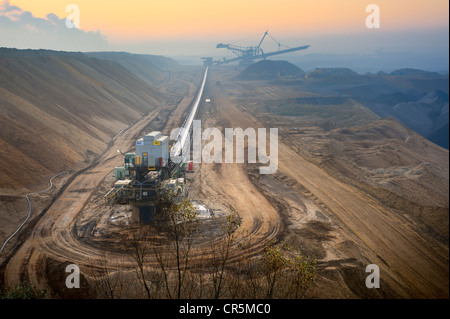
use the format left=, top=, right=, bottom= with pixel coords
left=201, top=57, right=215, bottom=67
left=213, top=30, right=310, bottom=66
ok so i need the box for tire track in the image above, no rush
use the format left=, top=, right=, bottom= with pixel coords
left=1, top=172, right=67, bottom=252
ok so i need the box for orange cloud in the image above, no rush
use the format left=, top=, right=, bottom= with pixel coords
left=8, top=0, right=449, bottom=41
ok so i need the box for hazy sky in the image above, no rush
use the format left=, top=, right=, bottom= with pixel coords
left=1, top=0, right=449, bottom=70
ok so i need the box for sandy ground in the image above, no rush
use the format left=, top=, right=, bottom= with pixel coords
left=1, top=66, right=448, bottom=299
left=191, top=68, right=448, bottom=298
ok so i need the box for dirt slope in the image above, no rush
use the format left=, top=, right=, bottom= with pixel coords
left=239, top=60, right=305, bottom=80
left=208, top=67, right=448, bottom=298
left=0, top=48, right=172, bottom=262
left=85, top=52, right=179, bottom=87
left=0, top=48, right=166, bottom=189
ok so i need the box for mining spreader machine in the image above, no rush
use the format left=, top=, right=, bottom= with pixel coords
left=105, top=67, right=208, bottom=224
left=105, top=131, right=188, bottom=224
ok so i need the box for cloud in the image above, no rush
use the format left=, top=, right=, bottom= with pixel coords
left=0, top=0, right=21, bottom=21
left=0, top=0, right=108, bottom=51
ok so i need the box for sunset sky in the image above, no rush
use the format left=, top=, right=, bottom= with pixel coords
left=1, top=0, right=449, bottom=70
left=7, top=0, right=449, bottom=39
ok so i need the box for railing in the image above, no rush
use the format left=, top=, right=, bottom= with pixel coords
left=105, top=184, right=129, bottom=206
left=105, top=185, right=160, bottom=206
